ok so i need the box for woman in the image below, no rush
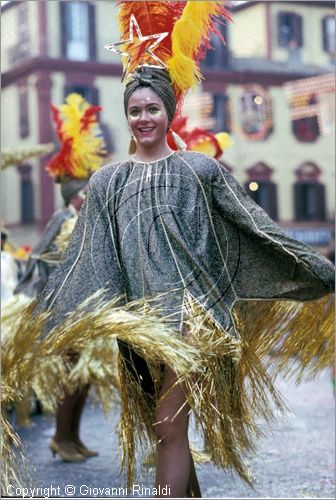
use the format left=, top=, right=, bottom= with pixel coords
left=33, top=66, right=334, bottom=498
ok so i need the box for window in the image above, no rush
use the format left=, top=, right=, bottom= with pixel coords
left=202, top=21, right=229, bottom=69
left=292, top=116, right=320, bottom=143
left=64, top=85, right=99, bottom=105
left=60, top=1, right=96, bottom=61
left=19, top=84, right=29, bottom=138
left=294, top=163, right=326, bottom=221
left=322, top=16, right=335, bottom=54
left=9, top=1, right=30, bottom=64
left=244, top=163, right=278, bottom=220
left=212, top=95, right=231, bottom=133
left=239, top=85, right=273, bottom=141
left=18, top=164, right=34, bottom=224
left=277, top=12, right=303, bottom=48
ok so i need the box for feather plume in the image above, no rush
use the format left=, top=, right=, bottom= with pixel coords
left=116, top=1, right=231, bottom=105
left=167, top=2, right=231, bottom=98
left=47, top=93, right=106, bottom=180
left=117, top=1, right=185, bottom=79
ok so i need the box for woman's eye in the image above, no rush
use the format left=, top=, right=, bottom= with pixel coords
left=149, top=107, right=160, bottom=114
left=129, top=109, right=140, bottom=117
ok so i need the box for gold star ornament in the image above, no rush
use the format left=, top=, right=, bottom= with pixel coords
left=105, top=14, right=169, bottom=82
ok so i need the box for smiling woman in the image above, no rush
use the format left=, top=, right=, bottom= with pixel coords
left=127, top=87, right=171, bottom=160
left=123, top=66, right=178, bottom=161
left=8, top=1, right=335, bottom=498
left=30, top=64, right=335, bottom=499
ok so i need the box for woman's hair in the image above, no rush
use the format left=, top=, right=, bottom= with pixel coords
left=123, top=67, right=176, bottom=126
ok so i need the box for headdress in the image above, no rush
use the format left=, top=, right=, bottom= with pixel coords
left=106, top=1, right=231, bottom=109
left=47, top=93, right=106, bottom=182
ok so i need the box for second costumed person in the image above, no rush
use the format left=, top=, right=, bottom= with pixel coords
left=15, top=92, right=107, bottom=462
left=18, top=1, right=334, bottom=498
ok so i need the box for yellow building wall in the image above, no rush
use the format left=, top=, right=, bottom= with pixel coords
left=46, top=0, right=121, bottom=63
left=1, top=1, right=40, bottom=73
left=96, top=75, right=130, bottom=160
left=223, top=84, right=335, bottom=222
left=1, top=73, right=41, bottom=224
left=28, top=0, right=40, bottom=59
left=46, top=0, right=61, bottom=59
left=230, top=3, right=268, bottom=59
left=1, top=84, right=21, bottom=224
left=1, top=5, right=19, bottom=73
left=271, top=3, right=334, bottom=66
left=96, top=1, right=120, bottom=64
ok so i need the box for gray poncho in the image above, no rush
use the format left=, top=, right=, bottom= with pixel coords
left=37, top=151, right=334, bottom=333
left=28, top=150, right=334, bottom=485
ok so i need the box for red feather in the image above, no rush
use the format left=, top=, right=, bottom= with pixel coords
left=80, top=105, right=102, bottom=132
left=117, top=1, right=185, bottom=76
left=168, top=113, right=223, bottom=158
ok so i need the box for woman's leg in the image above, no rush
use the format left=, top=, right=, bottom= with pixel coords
left=69, top=384, right=89, bottom=444
left=186, top=452, right=202, bottom=498
left=155, top=366, right=201, bottom=498
left=52, top=388, right=85, bottom=458
left=68, top=384, right=98, bottom=456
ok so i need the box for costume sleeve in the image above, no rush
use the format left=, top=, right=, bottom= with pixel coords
left=34, top=174, right=125, bottom=332
left=211, top=160, right=334, bottom=301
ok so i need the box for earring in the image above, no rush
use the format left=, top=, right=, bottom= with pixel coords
left=171, top=130, right=187, bottom=151
left=128, top=135, right=137, bottom=155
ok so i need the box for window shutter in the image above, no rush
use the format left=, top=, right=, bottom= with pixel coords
left=322, top=17, right=328, bottom=52
left=294, top=14, right=303, bottom=47
left=64, top=84, right=73, bottom=100
left=100, top=123, right=115, bottom=155
left=60, top=1, right=67, bottom=58
left=19, top=164, right=34, bottom=224
left=277, top=13, right=286, bottom=47
left=19, top=86, right=29, bottom=139
left=316, top=184, right=326, bottom=221
left=91, top=87, right=99, bottom=106
left=268, top=183, right=278, bottom=221
left=88, top=2, right=97, bottom=60
left=294, top=183, right=305, bottom=221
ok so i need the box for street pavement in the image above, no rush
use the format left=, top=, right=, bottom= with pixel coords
left=7, top=370, right=335, bottom=499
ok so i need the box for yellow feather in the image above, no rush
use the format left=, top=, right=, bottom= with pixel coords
left=215, top=132, right=233, bottom=151
left=167, top=1, right=225, bottom=92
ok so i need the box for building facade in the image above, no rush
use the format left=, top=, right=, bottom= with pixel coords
left=202, top=0, right=335, bottom=256
left=1, top=0, right=335, bottom=255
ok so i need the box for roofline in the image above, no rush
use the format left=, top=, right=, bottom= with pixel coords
left=232, top=1, right=334, bottom=12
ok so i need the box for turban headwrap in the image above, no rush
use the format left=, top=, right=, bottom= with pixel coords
left=123, top=67, right=176, bottom=127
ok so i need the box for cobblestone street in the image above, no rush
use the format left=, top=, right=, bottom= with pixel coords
left=7, top=369, right=334, bottom=499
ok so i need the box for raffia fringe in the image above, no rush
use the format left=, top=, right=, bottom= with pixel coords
left=2, top=290, right=334, bottom=488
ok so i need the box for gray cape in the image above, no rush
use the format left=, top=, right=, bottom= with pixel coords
left=35, top=151, right=334, bottom=337
left=15, top=206, right=75, bottom=298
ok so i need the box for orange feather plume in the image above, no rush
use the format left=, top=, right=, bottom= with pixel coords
left=116, top=1, right=231, bottom=107
left=47, top=93, right=106, bottom=181
left=117, top=1, right=185, bottom=78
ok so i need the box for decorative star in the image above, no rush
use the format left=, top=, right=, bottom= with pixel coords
left=105, top=14, right=169, bottom=81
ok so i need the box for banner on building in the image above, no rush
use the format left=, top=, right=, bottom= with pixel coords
left=283, top=73, right=335, bottom=135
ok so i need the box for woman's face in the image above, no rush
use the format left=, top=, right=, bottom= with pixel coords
left=127, top=87, right=169, bottom=151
